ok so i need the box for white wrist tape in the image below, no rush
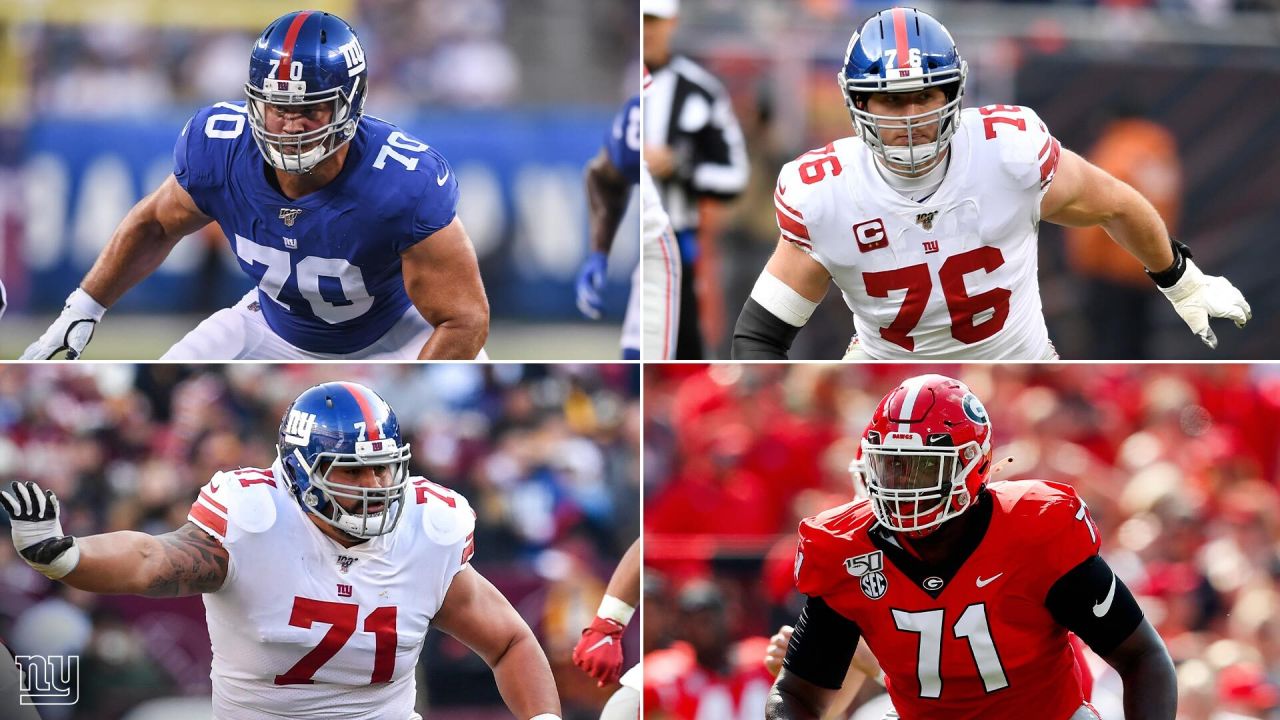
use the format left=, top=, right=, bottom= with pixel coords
left=597, top=594, right=636, bottom=626
left=750, top=271, right=818, bottom=328
left=67, top=287, right=107, bottom=320
left=528, top=715, right=562, bottom=720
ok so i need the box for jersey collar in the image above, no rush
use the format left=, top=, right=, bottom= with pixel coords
left=869, top=487, right=992, bottom=599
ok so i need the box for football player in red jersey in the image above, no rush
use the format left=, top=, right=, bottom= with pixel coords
left=766, top=374, right=1176, bottom=720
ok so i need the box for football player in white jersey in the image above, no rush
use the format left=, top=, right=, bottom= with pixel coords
left=732, top=7, right=1250, bottom=360
left=0, top=382, right=562, bottom=720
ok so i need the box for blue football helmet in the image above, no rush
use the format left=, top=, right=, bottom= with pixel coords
left=838, top=8, right=967, bottom=175
left=245, top=11, right=369, bottom=174
left=277, top=382, right=412, bottom=539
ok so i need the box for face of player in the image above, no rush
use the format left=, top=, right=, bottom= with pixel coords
left=867, top=452, right=953, bottom=492
left=262, top=101, right=335, bottom=153
left=643, top=16, right=676, bottom=67
left=323, top=463, right=395, bottom=514
left=864, top=87, right=948, bottom=146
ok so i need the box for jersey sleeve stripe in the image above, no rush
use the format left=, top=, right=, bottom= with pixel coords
left=461, top=532, right=475, bottom=565
left=774, top=189, right=805, bottom=219
left=189, top=502, right=229, bottom=539
left=776, top=208, right=812, bottom=243
left=200, top=489, right=228, bottom=514
left=1040, top=138, right=1062, bottom=188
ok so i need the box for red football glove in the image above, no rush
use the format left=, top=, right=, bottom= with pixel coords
left=572, top=616, right=626, bottom=686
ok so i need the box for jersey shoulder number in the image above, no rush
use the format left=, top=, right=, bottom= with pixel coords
left=187, top=466, right=281, bottom=543
left=963, top=104, right=1061, bottom=190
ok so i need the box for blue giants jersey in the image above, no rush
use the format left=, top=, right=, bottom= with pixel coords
left=606, top=95, right=641, bottom=183
left=173, top=101, right=459, bottom=354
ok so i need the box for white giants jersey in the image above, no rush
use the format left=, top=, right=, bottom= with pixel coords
left=774, top=104, right=1063, bottom=360
left=187, top=463, right=476, bottom=720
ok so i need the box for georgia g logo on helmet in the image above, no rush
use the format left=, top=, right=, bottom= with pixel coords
left=961, top=392, right=988, bottom=425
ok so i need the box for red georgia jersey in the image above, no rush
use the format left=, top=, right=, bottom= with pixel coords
left=794, top=479, right=1101, bottom=720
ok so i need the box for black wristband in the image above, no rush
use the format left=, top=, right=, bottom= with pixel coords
left=1145, top=238, right=1193, bottom=289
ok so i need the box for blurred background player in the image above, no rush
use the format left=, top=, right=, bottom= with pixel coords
left=643, top=580, right=774, bottom=719
left=733, top=7, right=1248, bottom=361
left=577, top=93, right=647, bottom=360
left=642, top=0, right=749, bottom=359
left=1064, top=102, right=1183, bottom=360
left=0, top=1, right=638, bottom=360
left=572, top=538, right=640, bottom=718
left=645, top=364, right=1280, bottom=719
left=577, top=72, right=683, bottom=361
left=22, top=11, right=489, bottom=361
left=0, top=364, right=640, bottom=719
left=1, top=381, right=563, bottom=719
left=641, top=1, right=1278, bottom=359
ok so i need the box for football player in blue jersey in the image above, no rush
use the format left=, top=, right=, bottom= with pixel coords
left=22, top=10, right=489, bottom=360
left=577, top=94, right=642, bottom=358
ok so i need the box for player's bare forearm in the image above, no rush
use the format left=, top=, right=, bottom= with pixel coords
left=489, top=630, right=562, bottom=718
left=586, top=149, right=632, bottom=254
left=1041, top=149, right=1174, bottom=272
left=82, top=174, right=212, bottom=307
left=416, top=316, right=489, bottom=359
left=1105, top=621, right=1177, bottom=720
left=403, top=217, right=490, bottom=359
left=66, top=522, right=227, bottom=597
left=605, top=538, right=641, bottom=606
left=435, top=567, right=561, bottom=717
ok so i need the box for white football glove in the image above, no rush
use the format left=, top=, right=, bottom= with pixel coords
left=1158, top=259, right=1250, bottom=349
left=0, top=481, right=80, bottom=579
left=20, top=288, right=106, bottom=360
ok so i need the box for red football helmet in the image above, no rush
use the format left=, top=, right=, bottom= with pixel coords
left=861, top=374, right=993, bottom=537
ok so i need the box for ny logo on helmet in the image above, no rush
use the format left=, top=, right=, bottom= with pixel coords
left=340, top=39, right=366, bottom=77
left=283, top=410, right=318, bottom=445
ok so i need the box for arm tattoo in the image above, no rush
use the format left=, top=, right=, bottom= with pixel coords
left=145, top=522, right=229, bottom=597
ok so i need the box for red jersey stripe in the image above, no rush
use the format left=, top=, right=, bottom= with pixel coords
left=190, top=502, right=228, bottom=538
left=278, top=11, right=314, bottom=80
left=200, top=489, right=228, bottom=514
left=774, top=189, right=804, bottom=219
left=775, top=208, right=811, bottom=241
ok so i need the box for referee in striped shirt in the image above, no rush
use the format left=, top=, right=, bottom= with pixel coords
left=643, top=0, right=749, bottom=358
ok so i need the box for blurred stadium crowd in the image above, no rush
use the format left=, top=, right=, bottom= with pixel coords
left=653, top=0, right=1280, bottom=359
left=7, top=0, right=637, bottom=120
left=644, top=364, right=1280, bottom=719
left=0, top=363, right=640, bottom=720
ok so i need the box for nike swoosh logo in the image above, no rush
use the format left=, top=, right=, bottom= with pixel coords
left=436, top=169, right=450, bottom=186
left=1093, top=574, right=1117, bottom=617
left=585, top=636, right=615, bottom=653
left=209, top=481, right=221, bottom=493
left=975, top=573, right=1003, bottom=588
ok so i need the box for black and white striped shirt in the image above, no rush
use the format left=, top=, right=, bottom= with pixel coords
left=643, top=55, right=750, bottom=232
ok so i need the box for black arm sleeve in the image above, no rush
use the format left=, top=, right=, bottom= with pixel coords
left=1045, top=554, right=1144, bottom=656
left=731, top=297, right=801, bottom=359
left=782, top=596, right=862, bottom=690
